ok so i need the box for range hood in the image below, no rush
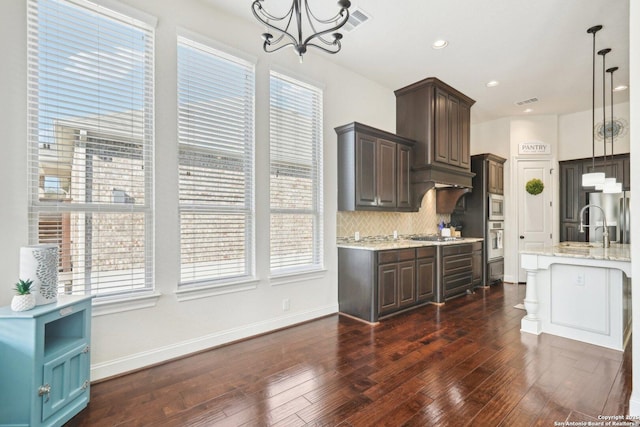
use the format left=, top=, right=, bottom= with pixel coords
left=411, top=164, right=475, bottom=212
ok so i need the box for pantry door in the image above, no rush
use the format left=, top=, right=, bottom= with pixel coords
left=517, top=159, right=553, bottom=282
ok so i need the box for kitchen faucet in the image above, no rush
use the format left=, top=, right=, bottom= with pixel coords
left=578, top=204, right=610, bottom=248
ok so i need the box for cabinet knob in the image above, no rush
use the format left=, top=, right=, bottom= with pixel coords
left=520, top=236, right=525, bottom=239
left=38, top=383, right=51, bottom=403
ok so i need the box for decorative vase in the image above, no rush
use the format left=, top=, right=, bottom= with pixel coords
left=19, top=244, right=59, bottom=306
left=11, top=294, right=36, bottom=312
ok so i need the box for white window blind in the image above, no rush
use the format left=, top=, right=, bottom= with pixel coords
left=27, top=0, right=154, bottom=298
left=269, top=72, right=323, bottom=274
left=177, top=36, right=255, bottom=286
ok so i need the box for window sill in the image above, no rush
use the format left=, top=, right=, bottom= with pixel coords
left=270, top=268, right=327, bottom=286
left=92, top=292, right=162, bottom=317
left=175, top=278, right=260, bottom=302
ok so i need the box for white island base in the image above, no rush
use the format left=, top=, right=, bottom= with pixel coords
left=520, top=244, right=632, bottom=351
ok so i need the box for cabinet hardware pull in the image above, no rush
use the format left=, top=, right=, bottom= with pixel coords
left=81, top=380, right=90, bottom=390
left=83, top=345, right=90, bottom=353
left=38, top=384, right=51, bottom=403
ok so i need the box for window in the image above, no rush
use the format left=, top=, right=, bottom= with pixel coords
left=27, top=0, right=155, bottom=298
left=177, top=36, right=255, bottom=286
left=269, top=72, right=323, bottom=274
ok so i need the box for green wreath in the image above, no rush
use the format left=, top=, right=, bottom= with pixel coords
left=525, top=178, right=544, bottom=195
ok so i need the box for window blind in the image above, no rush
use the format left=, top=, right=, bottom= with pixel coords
left=27, top=0, right=154, bottom=298
left=177, top=36, right=255, bottom=286
left=269, top=72, right=323, bottom=273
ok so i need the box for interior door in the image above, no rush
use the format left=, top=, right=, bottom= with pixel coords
left=517, top=159, right=553, bottom=282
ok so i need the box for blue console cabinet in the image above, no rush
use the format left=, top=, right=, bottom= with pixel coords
left=0, top=295, right=93, bottom=427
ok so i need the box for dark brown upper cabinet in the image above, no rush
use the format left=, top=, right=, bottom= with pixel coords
left=395, top=77, right=475, bottom=172
left=336, top=122, right=416, bottom=212
left=487, top=157, right=505, bottom=194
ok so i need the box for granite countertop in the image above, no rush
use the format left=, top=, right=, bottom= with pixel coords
left=520, top=242, right=631, bottom=262
left=337, top=237, right=484, bottom=251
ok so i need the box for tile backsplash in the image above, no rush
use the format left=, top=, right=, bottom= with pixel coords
left=336, top=189, right=450, bottom=239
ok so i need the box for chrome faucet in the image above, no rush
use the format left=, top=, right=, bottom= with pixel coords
left=579, top=204, right=610, bottom=248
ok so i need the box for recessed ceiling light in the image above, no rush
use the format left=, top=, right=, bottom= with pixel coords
left=432, top=39, right=448, bottom=49
left=524, top=108, right=533, bottom=113
left=613, top=85, right=628, bottom=92
left=486, top=80, right=499, bottom=88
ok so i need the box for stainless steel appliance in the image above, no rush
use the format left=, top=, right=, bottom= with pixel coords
left=487, top=221, right=504, bottom=260
left=588, top=191, right=631, bottom=244
left=488, top=193, right=504, bottom=221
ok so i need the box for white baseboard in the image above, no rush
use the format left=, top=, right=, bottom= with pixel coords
left=90, top=303, right=339, bottom=382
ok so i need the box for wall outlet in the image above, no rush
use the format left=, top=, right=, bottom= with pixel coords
left=574, top=273, right=585, bottom=286
left=355, top=231, right=360, bottom=241
left=282, top=298, right=290, bottom=311
left=393, top=230, right=398, bottom=240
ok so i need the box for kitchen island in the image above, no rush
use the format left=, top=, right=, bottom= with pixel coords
left=520, top=242, right=632, bottom=351
left=338, top=237, right=484, bottom=322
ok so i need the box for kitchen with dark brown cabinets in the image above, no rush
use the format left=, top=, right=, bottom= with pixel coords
left=336, top=78, right=487, bottom=323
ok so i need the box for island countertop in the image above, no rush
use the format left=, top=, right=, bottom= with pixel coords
left=520, top=242, right=631, bottom=262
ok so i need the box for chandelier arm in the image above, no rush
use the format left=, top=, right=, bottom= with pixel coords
left=252, top=2, right=299, bottom=49
left=305, top=40, right=342, bottom=55
left=303, top=10, right=349, bottom=47
left=252, top=0, right=294, bottom=22
left=305, top=1, right=349, bottom=24
left=263, top=41, right=296, bottom=53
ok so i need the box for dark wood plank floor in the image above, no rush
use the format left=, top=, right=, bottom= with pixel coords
left=66, top=283, right=632, bottom=426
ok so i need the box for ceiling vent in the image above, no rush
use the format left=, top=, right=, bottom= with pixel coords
left=515, top=97, right=539, bottom=106
left=342, top=8, right=371, bottom=33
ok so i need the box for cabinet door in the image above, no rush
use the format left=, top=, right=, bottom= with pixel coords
left=623, top=156, right=630, bottom=190
left=447, top=95, right=461, bottom=167
left=560, top=161, right=582, bottom=222
left=355, top=133, right=378, bottom=207
left=377, top=139, right=397, bottom=207
left=42, top=342, right=90, bottom=422
left=398, top=261, right=416, bottom=307
left=416, top=257, right=435, bottom=302
left=459, top=102, right=471, bottom=169
left=488, top=161, right=498, bottom=194
left=434, top=88, right=449, bottom=164
left=397, top=145, right=412, bottom=208
left=497, top=163, right=504, bottom=194
left=378, top=264, right=399, bottom=314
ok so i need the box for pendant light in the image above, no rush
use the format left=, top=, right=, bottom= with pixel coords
left=594, top=47, right=612, bottom=191
left=582, top=25, right=605, bottom=187
left=603, top=66, right=622, bottom=194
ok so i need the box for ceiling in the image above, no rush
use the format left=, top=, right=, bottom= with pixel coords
left=203, top=0, right=630, bottom=124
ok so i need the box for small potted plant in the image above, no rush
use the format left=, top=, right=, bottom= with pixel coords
left=11, top=279, right=36, bottom=312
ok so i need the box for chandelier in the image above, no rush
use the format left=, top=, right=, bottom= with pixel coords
left=251, top=0, right=351, bottom=61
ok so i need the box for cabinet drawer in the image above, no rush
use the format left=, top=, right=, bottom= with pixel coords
left=442, top=253, right=472, bottom=275
left=471, top=241, right=482, bottom=251
left=416, top=247, right=436, bottom=258
left=442, top=244, right=472, bottom=256
left=443, top=272, right=472, bottom=297
left=378, top=249, right=415, bottom=264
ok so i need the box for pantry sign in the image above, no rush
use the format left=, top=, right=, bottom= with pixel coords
left=519, top=141, right=551, bottom=155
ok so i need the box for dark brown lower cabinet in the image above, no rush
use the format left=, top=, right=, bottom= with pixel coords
left=488, top=259, right=504, bottom=284
left=416, top=247, right=436, bottom=302
left=440, top=244, right=473, bottom=300
left=339, top=246, right=435, bottom=322
left=471, top=241, right=483, bottom=287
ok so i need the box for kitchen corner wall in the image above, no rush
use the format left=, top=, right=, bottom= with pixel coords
left=336, top=189, right=449, bottom=239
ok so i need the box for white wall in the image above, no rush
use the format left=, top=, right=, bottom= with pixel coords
left=0, top=0, right=396, bottom=380
left=558, top=102, right=631, bottom=161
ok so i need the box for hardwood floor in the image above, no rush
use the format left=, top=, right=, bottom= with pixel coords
left=66, top=283, right=632, bottom=426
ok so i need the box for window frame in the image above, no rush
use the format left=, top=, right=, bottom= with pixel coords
left=176, top=32, right=256, bottom=292
left=268, top=71, right=324, bottom=277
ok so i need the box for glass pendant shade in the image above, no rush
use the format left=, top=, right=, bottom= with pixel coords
left=602, top=180, right=622, bottom=194
left=582, top=172, right=605, bottom=187
left=594, top=177, right=615, bottom=190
